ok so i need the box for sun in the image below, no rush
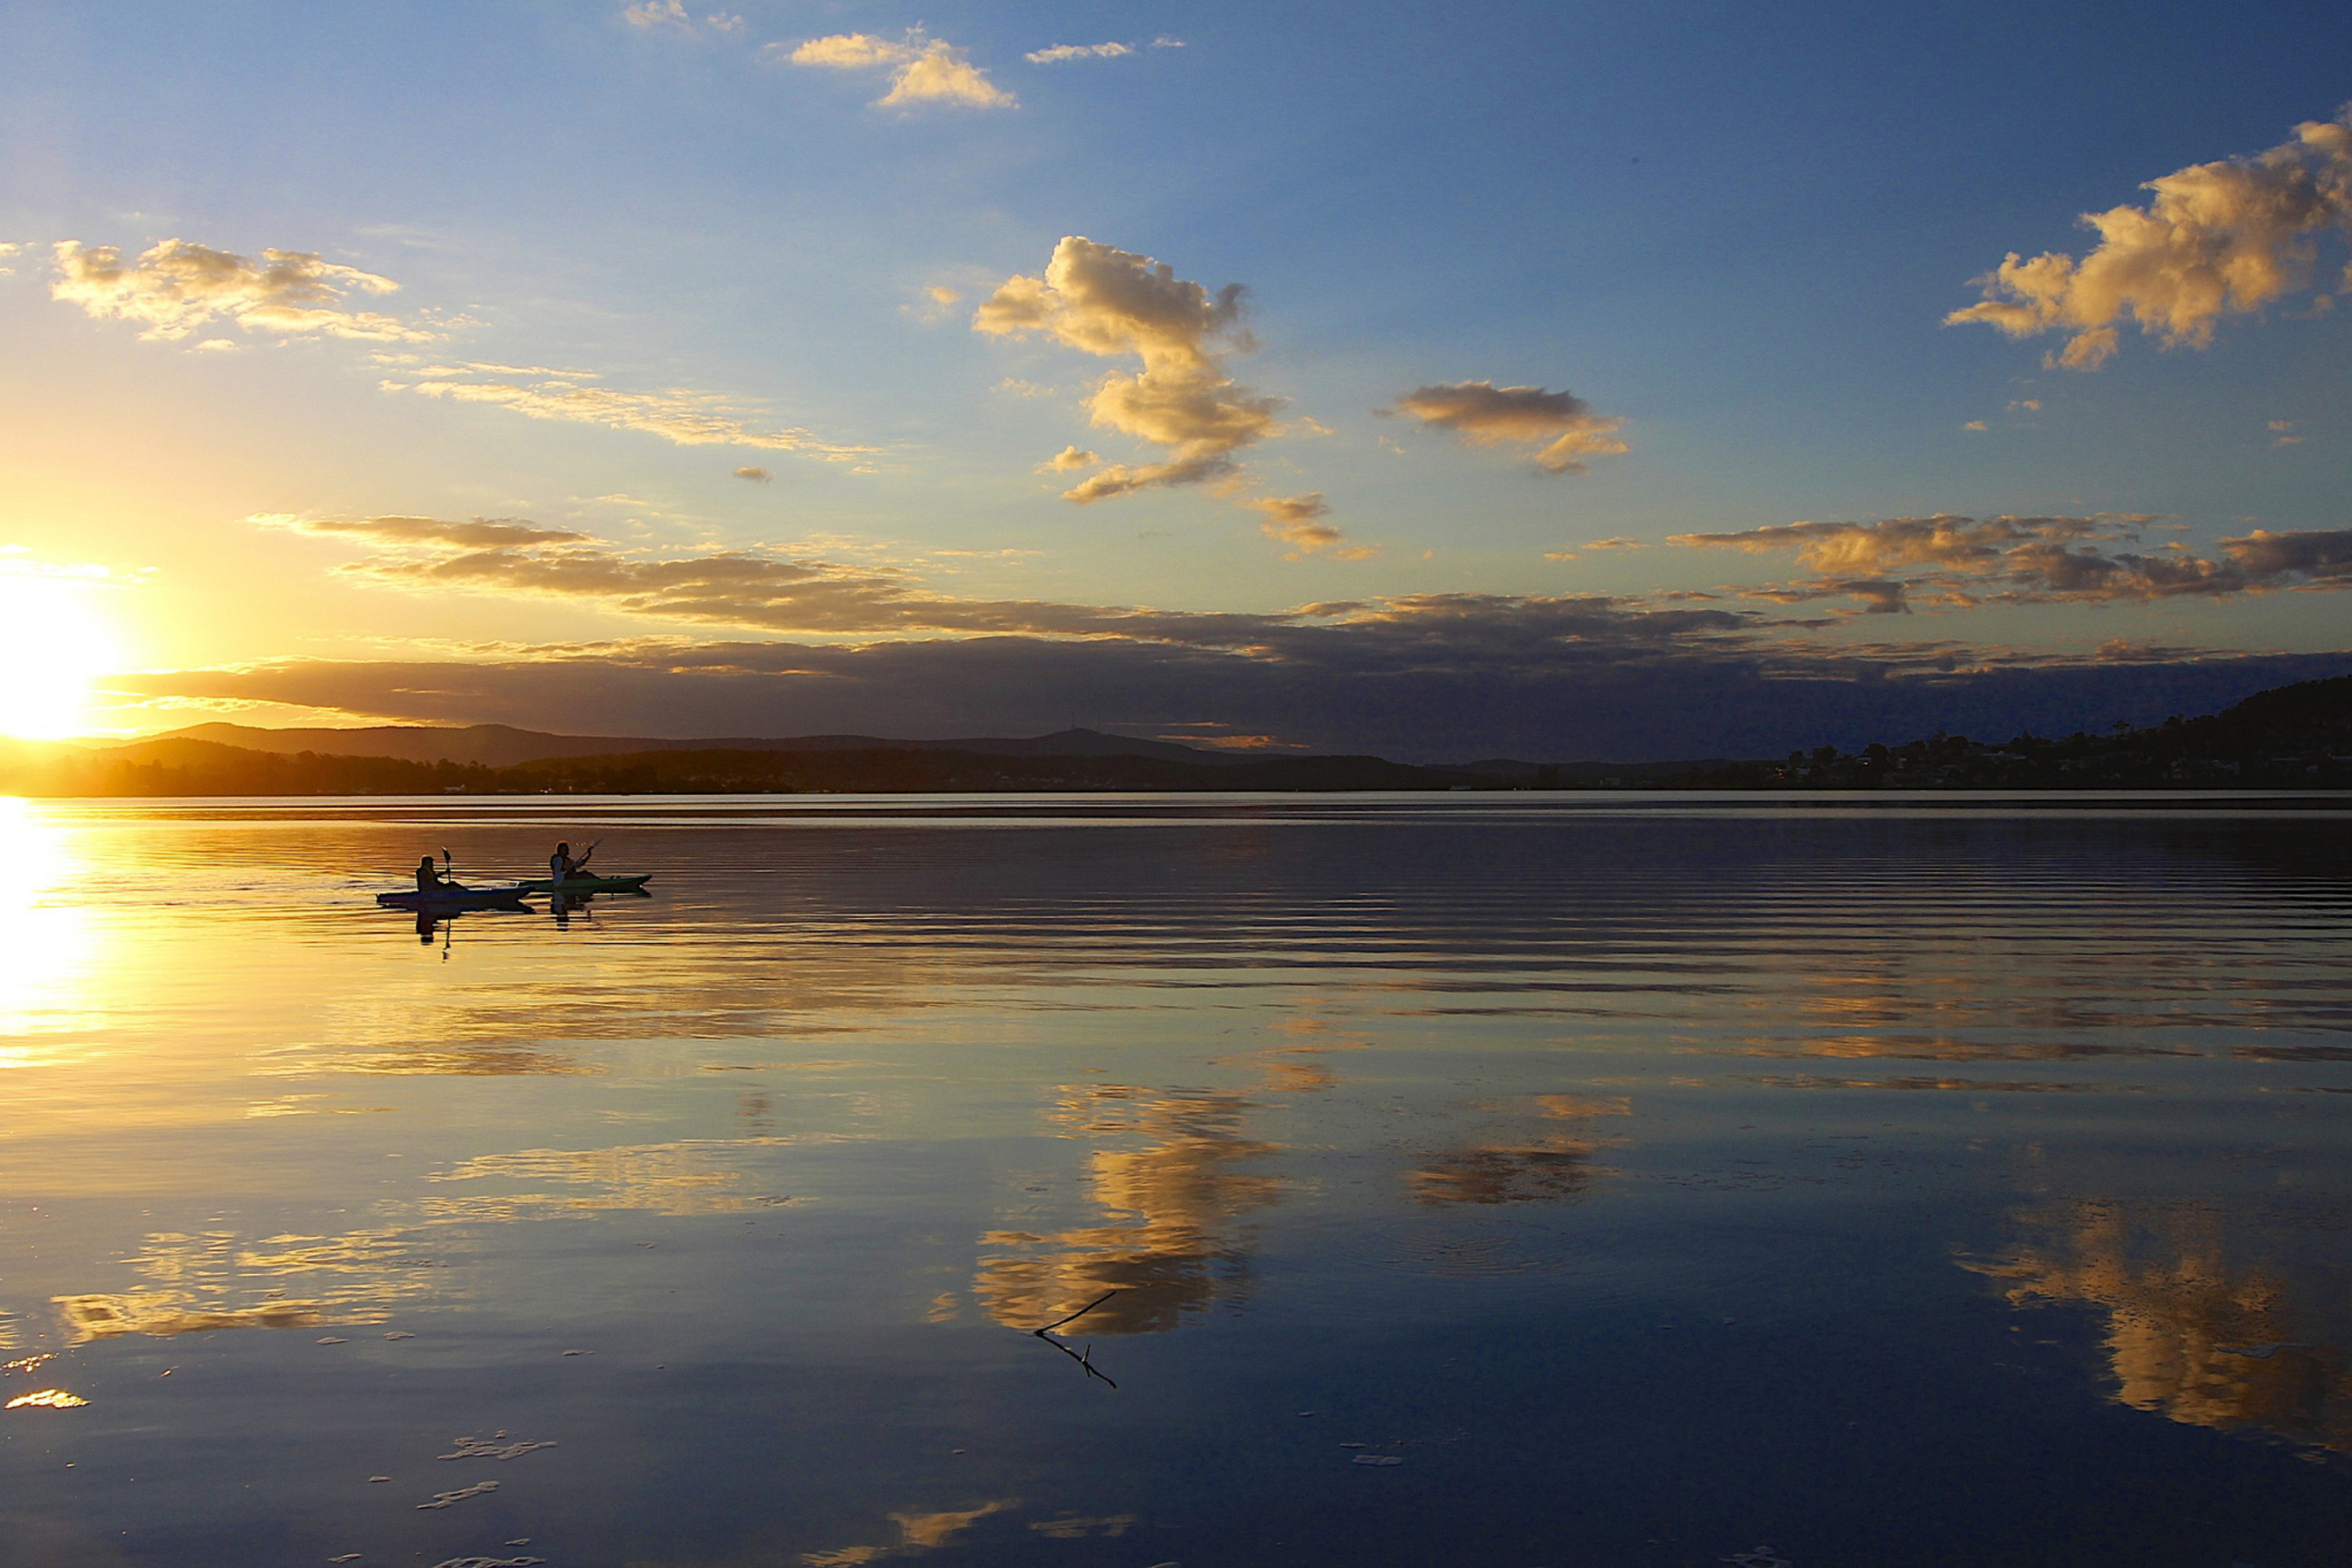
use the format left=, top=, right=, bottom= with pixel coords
left=0, top=572, right=127, bottom=741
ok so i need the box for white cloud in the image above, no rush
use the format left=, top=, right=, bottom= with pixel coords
left=1947, top=105, right=2352, bottom=369
left=1037, top=446, right=1098, bottom=473
left=781, top=32, right=1014, bottom=109
left=622, top=1, right=690, bottom=27
left=379, top=360, right=880, bottom=464
left=1388, top=381, right=1628, bottom=474
left=51, top=238, right=439, bottom=343
left=1151, top=35, right=1186, bottom=49
left=1027, top=42, right=1132, bottom=64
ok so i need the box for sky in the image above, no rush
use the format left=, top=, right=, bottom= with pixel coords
left=1, top=0, right=2348, bottom=759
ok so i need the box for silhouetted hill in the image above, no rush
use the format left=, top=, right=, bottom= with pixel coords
left=8, top=673, right=2345, bottom=795
left=0, top=737, right=1491, bottom=796
left=151, top=722, right=1249, bottom=768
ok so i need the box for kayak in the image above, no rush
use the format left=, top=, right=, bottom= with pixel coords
left=514, top=873, right=653, bottom=894
left=376, top=885, right=534, bottom=911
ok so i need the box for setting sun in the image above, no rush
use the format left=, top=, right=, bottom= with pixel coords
left=0, top=571, right=126, bottom=740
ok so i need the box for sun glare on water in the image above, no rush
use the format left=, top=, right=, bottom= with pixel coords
left=0, top=572, right=126, bottom=741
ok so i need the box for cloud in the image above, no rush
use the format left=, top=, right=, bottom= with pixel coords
left=1947, top=105, right=2352, bottom=369
left=734, top=466, right=772, bottom=482
left=377, top=360, right=878, bottom=463
left=1247, top=494, right=1374, bottom=561
left=1036, top=445, right=1098, bottom=473
left=257, top=514, right=590, bottom=550
left=782, top=32, right=1014, bottom=109
left=1027, top=42, right=1131, bottom=64
left=51, top=238, right=439, bottom=342
left=624, top=3, right=745, bottom=33
left=1152, top=36, right=1186, bottom=49
left=264, top=512, right=1193, bottom=638
left=1962, top=420, right=1989, bottom=431
left=975, top=237, right=1356, bottom=549
left=1672, top=513, right=2352, bottom=608
left=2270, top=419, right=2304, bottom=448
left=2219, top=526, right=2352, bottom=581
left=1389, top=381, right=1628, bottom=474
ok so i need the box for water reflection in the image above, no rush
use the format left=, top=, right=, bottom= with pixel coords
left=55, top=1225, right=441, bottom=1343
left=975, top=1085, right=1279, bottom=1334
left=0, top=799, right=2343, bottom=1566
left=1408, top=1093, right=1628, bottom=1206
left=802, top=1499, right=1019, bottom=1566
left=1969, top=1196, right=2352, bottom=1454
left=422, top=1138, right=827, bottom=1219
left=0, top=796, right=100, bottom=1038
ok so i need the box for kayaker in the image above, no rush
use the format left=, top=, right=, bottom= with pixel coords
left=550, top=840, right=594, bottom=884
left=415, top=856, right=457, bottom=893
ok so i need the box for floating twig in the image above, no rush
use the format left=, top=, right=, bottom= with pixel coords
left=1034, top=1291, right=1119, bottom=1337
left=1029, top=1290, right=1123, bottom=1388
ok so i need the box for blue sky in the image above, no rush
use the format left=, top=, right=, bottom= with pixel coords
left=1, top=1, right=2346, bottom=754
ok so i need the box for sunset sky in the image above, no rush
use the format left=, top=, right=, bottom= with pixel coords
left=2, top=1, right=2347, bottom=757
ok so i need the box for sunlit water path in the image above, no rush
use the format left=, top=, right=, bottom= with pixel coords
left=1, top=794, right=2348, bottom=1567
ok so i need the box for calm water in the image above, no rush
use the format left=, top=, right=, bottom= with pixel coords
left=2, top=793, right=2350, bottom=1568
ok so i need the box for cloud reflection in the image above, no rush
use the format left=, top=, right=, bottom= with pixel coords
left=1968, top=1197, right=2352, bottom=1454
left=974, top=1085, right=1278, bottom=1334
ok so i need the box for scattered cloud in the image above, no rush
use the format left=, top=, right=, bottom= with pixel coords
left=1673, top=513, right=2352, bottom=609
left=2269, top=419, right=2304, bottom=448
left=1246, top=494, right=1374, bottom=561
left=1947, top=105, right=2352, bottom=369
left=974, top=234, right=1297, bottom=506
left=780, top=32, right=1014, bottom=109
left=51, top=238, right=439, bottom=343
left=1152, top=35, right=1186, bottom=49
left=1388, top=381, right=1628, bottom=474
left=734, top=466, right=772, bottom=482
left=1036, top=445, right=1098, bottom=473
left=257, top=514, right=590, bottom=550
left=1027, top=42, right=1131, bottom=64
left=622, top=1, right=691, bottom=27
left=1962, top=420, right=1989, bottom=431
left=2009, top=399, right=2042, bottom=412
left=376, top=360, right=878, bottom=464
left=995, top=377, right=1056, bottom=398
left=926, top=285, right=961, bottom=305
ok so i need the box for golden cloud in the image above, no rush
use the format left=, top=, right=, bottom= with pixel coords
left=1669, top=514, right=2352, bottom=611
left=976, top=236, right=1366, bottom=555
left=782, top=32, right=1014, bottom=109
left=51, top=238, right=438, bottom=343
left=379, top=360, right=879, bottom=463
left=1948, top=105, right=2352, bottom=369
left=1389, top=381, right=1628, bottom=473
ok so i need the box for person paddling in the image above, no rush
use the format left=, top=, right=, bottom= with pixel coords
left=415, top=855, right=458, bottom=893
left=550, top=840, right=595, bottom=884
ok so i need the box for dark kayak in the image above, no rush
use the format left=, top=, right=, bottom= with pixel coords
left=515, top=873, right=653, bottom=894
left=376, top=885, right=534, bottom=911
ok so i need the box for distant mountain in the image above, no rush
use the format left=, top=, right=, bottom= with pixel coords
left=3, top=735, right=1489, bottom=797
left=139, top=723, right=1252, bottom=768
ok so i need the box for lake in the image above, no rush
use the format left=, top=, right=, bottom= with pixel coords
left=1, top=793, right=2348, bottom=1568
